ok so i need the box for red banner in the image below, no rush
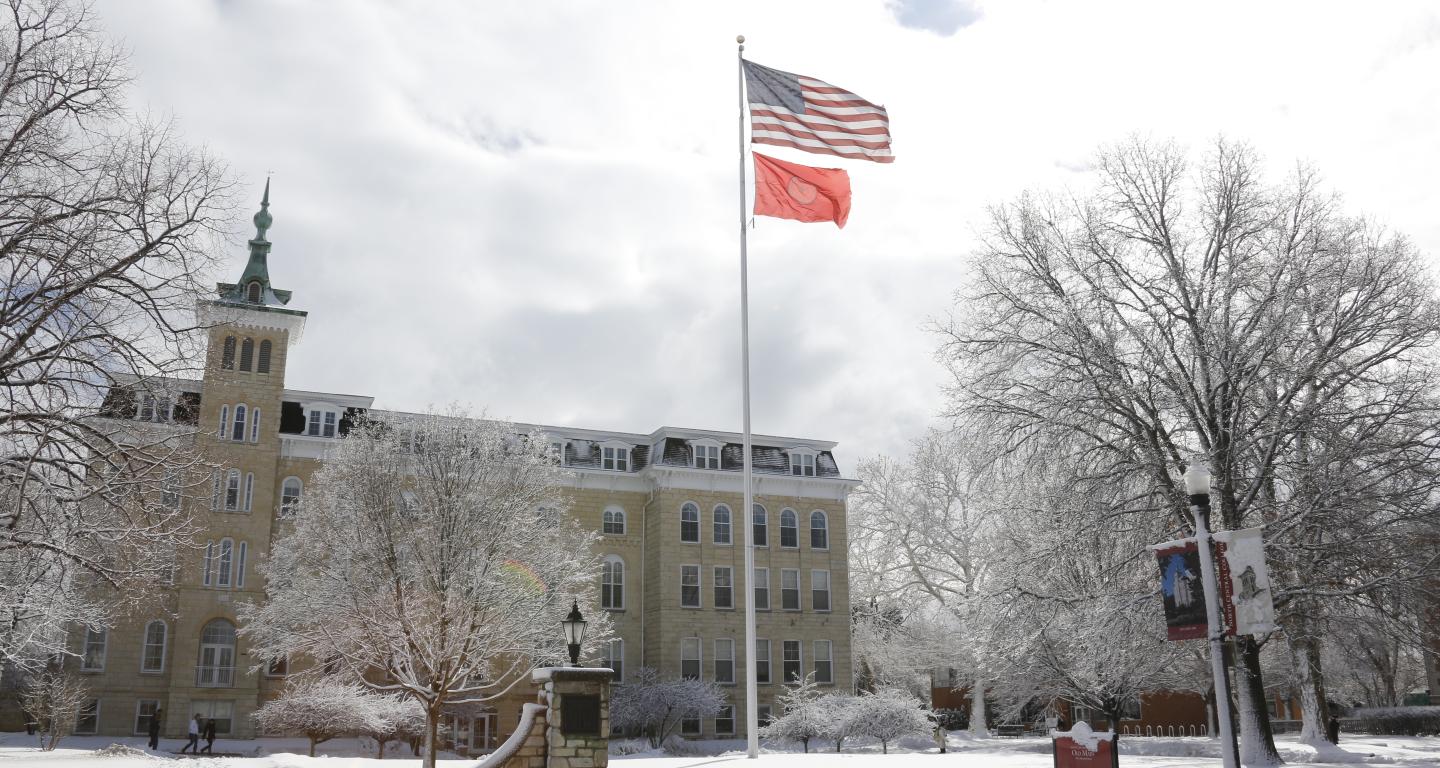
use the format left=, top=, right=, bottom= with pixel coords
left=1155, top=541, right=1207, bottom=641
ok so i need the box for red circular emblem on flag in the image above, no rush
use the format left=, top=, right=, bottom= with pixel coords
left=786, top=175, right=818, bottom=204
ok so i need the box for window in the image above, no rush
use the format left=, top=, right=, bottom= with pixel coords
left=681, top=637, right=701, bottom=680
left=602, top=446, right=629, bottom=471
left=602, top=557, right=624, bottom=610
left=790, top=451, right=816, bottom=476
left=232, top=404, right=247, bottom=441
left=142, top=621, right=167, bottom=673
left=225, top=470, right=240, bottom=511
left=681, top=565, right=701, bottom=608
left=814, top=640, right=833, bottom=684
left=694, top=444, right=720, bottom=469
left=202, top=541, right=213, bottom=586
left=75, top=699, right=99, bottom=734
left=755, top=639, right=771, bottom=684
left=197, top=620, right=236, bottom=687
left=758, top=705, right=772, bottom=726
left=280, top=477, right=302, bottom=517
left=139, top=394, right=155, bottom=422
left=81, top=627, right=107, bottom=671
left=247, top=281, right=262, bottom=303
left=716, top=704, right=735, bottom=735
left=604, top=639, right=623, bottom=683
left=221, top=336, right=235, bottom=369
left=307, top=409, right=321, bottom=435
left=195, top=700, right=234, bottom=735
left=602, top=507, right=625, bottom=535
left=243, top=473, right=254, bottom=512
left=218, top=405, right=229, bottom=438
left=810, top=511, right=829, bottom=550
left=307, top=408, right=340, bottom=438
left=680, top=502, right=700, bottom=543
left=1121, top=698, right=1142, bottom=720
left=781, top=569, right=801, bottom=611
left=549, top=441, right=565, bottom=465
left=713, top=504, right=732, bottom=544
left=211, top=470, right=221, bottom=510
left=236, top=541, right=248, bottom=588
left=324, top=410, right=337, bottom=438
left=134, top=699, right=160, bottom=736
left=753, top=567, right=770, bottom=611
left=216, top=539, right=234, bottom=587
left=812, top=570, right=831, bottom=612
left=783, top=640, right=802, bottom=683
left=239, top=338, right=254, bottom=371
left=257, top=339, right=272, bottom=373
left=250, top=408, right=261, bottom=442
left=713, top=566, right=734, bottom=609
left=714, top=639, right=735, bottom=684
left=266, top=656, right=289, bottom=677
left=780, top=509, right=798, bottom=548
left=752, top=504, right=768, bottom=547
left=160, top=471, right=181, bottom=510
left=681, top=714, right=702, bottom=736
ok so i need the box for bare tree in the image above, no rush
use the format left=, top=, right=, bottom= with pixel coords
left=609, top=667, right=724, bottom=748
left=19, top=665, right=88, bottom=751
left=0, top=0, right=230, bottom=671
left=938, top=137, right=1440, bottom=763
left=240, top=409, right=602, bottom=768
left=252, top=679, right=392, bottom=757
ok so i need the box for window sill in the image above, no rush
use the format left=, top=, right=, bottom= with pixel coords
left=139, top=670, right=165, bottom=676
left=603, top=607, right=625, bottom=613
left=681, top=605, right=703, bottom=610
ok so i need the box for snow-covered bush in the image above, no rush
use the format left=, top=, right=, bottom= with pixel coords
left=252, top=679, right=390, bottom=756
left=819, top=693, right=860, bottom=753
left=848, top=688, right=935, bottom=754
left=363, top=695, right=427, bottom=758
left=761, top=674, right=827, bottom=752
left=20, top=667, right=88, bottom=751
left=610, top=667, right=724, bottom=747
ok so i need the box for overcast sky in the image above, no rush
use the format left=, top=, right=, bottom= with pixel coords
left=93, top=0, right=1440, bottom=467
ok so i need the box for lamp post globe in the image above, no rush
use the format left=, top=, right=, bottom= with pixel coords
left=562, top=600, right=587, bottom=666
left=1183, top=457, right=1211, bottom=501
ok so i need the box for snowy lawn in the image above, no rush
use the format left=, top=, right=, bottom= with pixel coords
left=5, top=731, right=1440, bottom=767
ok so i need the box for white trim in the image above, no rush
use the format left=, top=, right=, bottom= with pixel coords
left=196, top=300, right=307, bottom=345
left=679, top=501, right=701, bottom=544
left=602, top=505, right=626, bottom=535
left=714, top=638, right=736, bottom=685
left=141, top=620, right=167, bottom=674
left=811, top=569, right=831, bottom=612
left=809, top=509, right=830, bottom=550
left=80, top=627, right=107, bottom=672
left=780, top=568, right=801, bottom=612
left=782, top=639, right=803, bottom=684
left=133, top=698, right=161, bottom=736
left=713, top=565, right=735, bottom=610
left=680, top=636, right=702, bottom=680
left=601, top=555, right=625, bottom=611
left=680, top=564, right=702, bottom=608
left=712, top=504, right=733, bottom=545
left=779, top=508, right=799, bottom=549
left=813, top=640, right=834, bottom=684
left=753, top=566, right=770, bottom=611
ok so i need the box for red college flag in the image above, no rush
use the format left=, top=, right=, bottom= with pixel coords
left=752, top=152, right=851, bottom=228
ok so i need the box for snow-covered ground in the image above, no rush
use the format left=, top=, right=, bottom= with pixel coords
left=4, top=731, right=1440, bottom=767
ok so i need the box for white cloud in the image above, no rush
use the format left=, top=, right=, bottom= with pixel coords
left=93, top=0, right=1440, bottom=465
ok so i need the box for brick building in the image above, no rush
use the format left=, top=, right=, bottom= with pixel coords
left=66, top=187, right=859, bottom=746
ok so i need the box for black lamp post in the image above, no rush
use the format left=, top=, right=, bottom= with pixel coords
left=561, top=600, right=587, bottom=666
left=1183, top=457, right=1241, bottom=768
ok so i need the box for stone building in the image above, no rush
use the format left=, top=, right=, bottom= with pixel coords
left=71, top=187, right=858, bottom=747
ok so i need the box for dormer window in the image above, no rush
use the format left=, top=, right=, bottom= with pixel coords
left=601, top=445, right=629, bottom=472
left=305, top=405, right=340, bottom=438
left=691, top=439, right=723, bottom=470
left=247, top=282, right=262, bottom=303
left=789, top=449, right=817, bottom=477
left=550, top=441, right=566, bottom=465
left=135, top=392, right=172, bottom=423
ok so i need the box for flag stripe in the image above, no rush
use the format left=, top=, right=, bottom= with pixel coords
left=743, top=59, right=893, bottom=163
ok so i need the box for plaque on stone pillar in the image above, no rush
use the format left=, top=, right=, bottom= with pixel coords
left=561, top=694, right=601, bottom=736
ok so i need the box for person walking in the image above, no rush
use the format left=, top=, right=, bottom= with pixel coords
left=147, top=709, right=163, bottom=750
left=201, top=717, right=217, bottom=754
left=1327, top=714, right=1341, bottom=744
left=180, top=713, right=200, bottom=754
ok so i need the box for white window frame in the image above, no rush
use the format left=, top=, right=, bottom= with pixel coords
left=680, top=565, right=701, bottom=608
left=599, top=440, right=631, bottom=472
left=75, top=698, right=100, bottom=734
left=602, top=506, right=626, bottom=535
left=141, top=620, right=167, bottom=674
left=217, top=404, right=229, bottom=438
left=602, top=556, right=624, bottom=610
left=680, top=637, right=702, bottom=680
left=250, top=407, right=261, bottom=442
left=753, top=567, right=770, bottom=611
left=810, top=510, right=829, bottom=550
left=755, top=639, right=771, bottom=685
left=814, top=640, right=834, bottom=684
left=715, top=704, right=736, bottom=735
left=789, top=448, right=817, bottom=477
left=713, top=566, right=734, bottom=610
left=280, top=477, right=302, bottom=517
left=752, top=504, right=768, bottom=548
left=811, top=569, right=832, bottom=612
left=202, top=541, right=214, bottom=586
left=604, top=638, right=623, bottom=683
left=781, top=568, right=801, bottom=611
left=80, top=627, right=107, bottom=672
left=216, top=538, right=234, bottom=588
left=714, top=638, right=735, bottom=685
left=134, top=698, right=160, bottom=736
left=236, top=541, right=248, bottom=588
left=232, top=403, right=247, bottom=441
left=304, top=402, right=341, bottom=438
left=713, top=504, right=732, bottom=545
left=680, top=502, right=700, bottom=543
left=224, top=470, right=240, bottom=511
left=689, top=438, right=723, bottom=470
left=779, top=508, right=799, bottom=549
left=783, top=639, right=803, bottom=683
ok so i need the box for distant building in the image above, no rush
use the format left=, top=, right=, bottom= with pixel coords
left=67, top=186, right=860, bottom=747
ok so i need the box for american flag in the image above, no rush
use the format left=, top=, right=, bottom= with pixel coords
left=742, top=60, right=893, bottom=164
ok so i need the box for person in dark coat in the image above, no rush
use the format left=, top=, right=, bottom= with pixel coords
left=147, top=709, right=163, bottom=750
left=1326, top=715, right=1341, bottom=744
left=201, top=717, right=217, bottom=753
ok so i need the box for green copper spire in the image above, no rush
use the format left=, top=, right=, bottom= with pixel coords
left=219, top=177, right=292, bottom=306
left=252, top=176, right=273, bottom=240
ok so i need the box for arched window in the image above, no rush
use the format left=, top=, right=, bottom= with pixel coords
left=218, top=405, right=229, bottom=439
left=713, top=505, right=732, bottom=545
left=602, top=507, right=625, bottom=535
left=239, top=338, right=254, bottom=371
left=601, top=556, right=624, bottom=610
left=198, top=619, right=236, bottom=687
left=250, top=407, right=261, bottom=442
left=280, top=477, right=302, bottom=517
left=225, top=470, right=241, bottom=511
left=810, top=511, right=829, bottom=550
left=232, top=404, right=247, bottom=441
left=780, top=509, right=799, bottom=548
left=247, top=281, right=262, bottom=303
left=680, top=502, right=700, bottom=543
left=202, top=541, right=214, bottom=586
left=257, top=340, right=272, bottom=374
left=141, top=620, right=167, bottom=673
left=217, top=538, right=234, bottom=587
left=220, top=336, right=235, bottom=369
left=752, top=504, right=768, bottom=547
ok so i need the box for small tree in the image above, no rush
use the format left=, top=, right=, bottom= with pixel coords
left=610, top=668, right=724, bottom=747
left=252, top=679, right=388, bottom=757
left=20, top=667, right=88, bottom=751
left=364, top=695, right=427, bottom=759
left=761, top=674, right=827, bottom=752
left=819, top=693, right=859, bottom=753
left=850, top=688, right=934, bottom=754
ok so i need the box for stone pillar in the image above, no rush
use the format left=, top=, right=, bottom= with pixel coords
left=533, top=667, right=611, bottom=768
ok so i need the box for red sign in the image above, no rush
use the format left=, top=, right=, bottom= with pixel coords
left=1155, top=541, right=1207, bottom=641
left=1053, top=731, right=1119, bottom=768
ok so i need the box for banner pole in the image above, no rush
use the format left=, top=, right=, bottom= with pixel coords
left=736, top=33, right=760, bottom=761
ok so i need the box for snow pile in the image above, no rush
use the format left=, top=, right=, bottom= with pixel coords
left=93, top=743, right=148, bottom=758
left=1051, top=721, right=1114, bottom=752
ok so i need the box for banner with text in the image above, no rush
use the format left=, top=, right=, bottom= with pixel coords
left=1154, top=539, right=1208, bottom=641
left=1214, top=527, right=1277, bottom=637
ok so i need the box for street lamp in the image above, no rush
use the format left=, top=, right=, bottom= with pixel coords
left=561, top=600, right=587, bottom=666
left=1184, top=457, right=1240, bottom=768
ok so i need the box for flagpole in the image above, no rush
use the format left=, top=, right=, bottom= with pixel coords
left=736, top=33, right=760, bottom=761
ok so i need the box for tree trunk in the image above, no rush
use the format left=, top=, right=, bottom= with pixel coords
left=969, top=678, right=987, bottom=737
left=1237, top=637, right=1283, bottom=765
left=376, top=736, right=390, bottom=758
left=309, top=736, right=318, bottom=758
left=425, top=703, right=442, bottom=768
left=1285, top=625, right=1331, bottom=746
left=882, top=739, right=889, bottom=754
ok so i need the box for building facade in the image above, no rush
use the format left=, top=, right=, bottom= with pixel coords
left=72, top=188, right=859, bottom=746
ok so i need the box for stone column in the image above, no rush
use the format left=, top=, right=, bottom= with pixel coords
left=533, top=667, right=611, bottom=768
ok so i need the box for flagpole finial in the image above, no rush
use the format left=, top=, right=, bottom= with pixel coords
left=736, top=34, right=745, bottom=44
